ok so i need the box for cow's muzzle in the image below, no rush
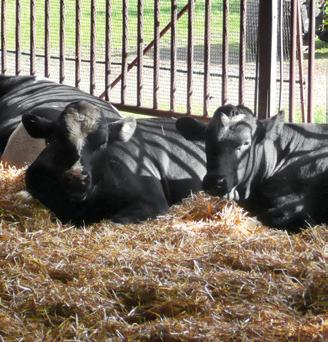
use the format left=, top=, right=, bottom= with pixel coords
left=202, top=174, right=228, bottom=196
left=63, top=168, right=90, bottom=202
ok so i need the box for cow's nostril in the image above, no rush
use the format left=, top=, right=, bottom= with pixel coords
left=80, top=171, right=89, bottom=181
left=64, top=169, right=89, bottom=184
left=63, top=169, right=90, bottom=202
left=216, top=178, right=225, bottom=187
left=65, top=173, right=75, bottom=183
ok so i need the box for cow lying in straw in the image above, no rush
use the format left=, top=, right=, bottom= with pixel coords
left=22, top=101, right=206, bottom=224
left=176, top=108, right=328, bottom=231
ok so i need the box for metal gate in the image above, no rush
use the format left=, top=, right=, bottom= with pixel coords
left=0, top=0, right=327, bottom=122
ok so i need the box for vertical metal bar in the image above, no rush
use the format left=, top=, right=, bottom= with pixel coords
left=1, top=0, right=6, bottom=74
left=289, top=0, right=297, bottom=122
left=307, top=0, right=315, bottom=123
left=137, top=0, right=143, bottom=106
left=153, top=0, right=160, bottom=109
left=203, top=0, right=211, bottom=117
left=187, top=0, right=194, bottom=115
left=297, top=0, right=306, bottom=122
left=239, top=0, right=246, bottom=105
left=105, top=0, right=112, bottom=101
left=254, top=33, right=259, bottom=116
left=90, top=0, right=96, bottom=95
left=269, top=1, right=278, bottom=116
left=222, top=0, right=229, bottom=105
left=44, top=0, right=50, bottom=78
left=16, top=0, right=21, bottom=75
left=60, top=0, right=65, bottom=83
left=99, top=2, right=190, bottom=100
left=30, top=0, right=36, bottom=75
left=170, top=0, right=177, bottom=112
left=278, top=0, right=284, bottom=112
left=257, top=0, right=270, bottom=119
left=75, top=0, right=81, bottom=88
left=121, top=0, right=128, bottom=104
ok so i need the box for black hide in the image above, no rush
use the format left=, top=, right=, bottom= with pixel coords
left=176, top=108, right=328, bottom=232
left=24, top=102, right=206, bottom=225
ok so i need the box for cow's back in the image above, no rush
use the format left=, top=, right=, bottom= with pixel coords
left=245, top=122, right=328, bottom=229
left=112, top=117, right=206, bottom=204
left=0, top=75, right=120, bottom=154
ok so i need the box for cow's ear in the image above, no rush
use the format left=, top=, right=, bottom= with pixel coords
left=109, top=117, right=137, bottom=142
left=22, top=113, right=54, bottom=139
left=260, top=111, right=285, bottom=141
left=176, top=117, right=207, bottom=141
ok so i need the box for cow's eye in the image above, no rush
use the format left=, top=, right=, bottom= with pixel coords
left=236, top=141, right=250, bottom=151
left=100, top=141, right=107, bottom=149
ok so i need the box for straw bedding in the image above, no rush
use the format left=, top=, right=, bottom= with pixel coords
left=0, top=162, right=327, bottom=341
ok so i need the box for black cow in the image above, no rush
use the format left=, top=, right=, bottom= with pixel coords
left=23, top=101, right=206, bottom=224
left=0, top=75, right=120, bottom=166
left=176, top=108, right=328, bottom=231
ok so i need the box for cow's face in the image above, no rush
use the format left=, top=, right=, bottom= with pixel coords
left=23, top=101, right=136, bottom=202
left=176, top=107, right=284, bottom=199
left=203, top=112, right=257, bottom=197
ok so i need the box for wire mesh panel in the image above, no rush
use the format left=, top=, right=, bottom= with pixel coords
left=0, top=0, right=326, bottom=121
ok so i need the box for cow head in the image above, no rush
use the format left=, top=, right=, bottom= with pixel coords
left=23, top=100, right=136, bottom=203
left=176, top=106, right=284, bottom=200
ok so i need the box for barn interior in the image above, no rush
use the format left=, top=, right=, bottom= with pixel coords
left=0, top=1, right=327, bottom=340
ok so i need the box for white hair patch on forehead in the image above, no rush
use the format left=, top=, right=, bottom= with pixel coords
left=74, top=137, right=85, bottom=155
left=64, top=107, right=101, bottom=155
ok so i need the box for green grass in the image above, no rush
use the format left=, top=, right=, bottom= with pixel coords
left=4, top=0, right=327, bottom=59
left=293, top=105, right=328, bottom=124
left=315, top=39, right=328, bottom=59
left=4, top=0, right=241, bottom=57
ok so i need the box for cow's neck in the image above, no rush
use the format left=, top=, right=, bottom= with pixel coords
left=241, top=125, right=306, bottom=196
left=238, top=123, right=328, bottom=200
left=239, top=135, right=279, bottom=199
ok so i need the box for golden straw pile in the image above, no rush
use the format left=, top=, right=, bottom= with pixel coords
left=0, top=162, right=327, bottom=341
